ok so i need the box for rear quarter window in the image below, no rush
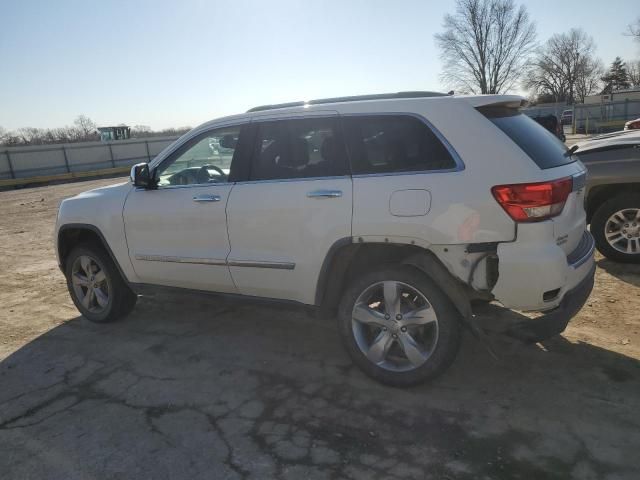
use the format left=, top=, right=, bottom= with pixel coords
left=479, top=107, right=575, bottom=169
left=343, top=115, right=458, bottom=175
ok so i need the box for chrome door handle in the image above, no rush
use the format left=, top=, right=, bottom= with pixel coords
left=193, top=194, right=221, bottom=202
left=307, top=189, right=342, bottom=199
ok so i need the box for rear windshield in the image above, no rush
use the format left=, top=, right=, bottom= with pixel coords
left=479, top=107, right=575, bottom=169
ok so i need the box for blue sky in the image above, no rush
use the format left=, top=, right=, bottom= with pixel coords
left=1, top=0, right=638, bottom=130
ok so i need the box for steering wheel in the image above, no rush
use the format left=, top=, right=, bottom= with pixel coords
left=197, top=165, right=226, bottom=184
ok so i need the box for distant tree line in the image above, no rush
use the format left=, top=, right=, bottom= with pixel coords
left=436, top=0, right=640, bottom=104
left=0, top=115, right=191, bottom=147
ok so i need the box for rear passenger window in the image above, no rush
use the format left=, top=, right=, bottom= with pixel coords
left=250, top=118, right=347, bottom=181
left=343, top=115, right=457, bottom=174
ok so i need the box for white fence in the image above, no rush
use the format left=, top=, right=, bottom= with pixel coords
left=573, top=99, right=640, bottom=133
left=0, top=136, right=180, bottom=180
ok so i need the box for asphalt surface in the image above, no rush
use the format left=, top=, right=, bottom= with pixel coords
left=0, top=177, right=639, bottom=480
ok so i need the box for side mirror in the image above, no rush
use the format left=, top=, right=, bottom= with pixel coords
left=130, top=163, right=153, bottom=188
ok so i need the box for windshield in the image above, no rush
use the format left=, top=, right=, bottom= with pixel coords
left=479, top=107, right=575, bottom=169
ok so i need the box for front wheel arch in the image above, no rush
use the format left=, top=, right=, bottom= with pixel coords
left=58, top=224, right=129, bottom=282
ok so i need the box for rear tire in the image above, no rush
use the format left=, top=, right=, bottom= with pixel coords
left=591, top=193, right=640, bottom=263
left=65, top=243, right=137, bottom=323
left=337, top=265, right=462, bottom=387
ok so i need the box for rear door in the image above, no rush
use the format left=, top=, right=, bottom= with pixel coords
left=225, top=115, right=352, bottom=304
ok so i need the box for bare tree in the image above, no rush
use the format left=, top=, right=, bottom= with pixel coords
left=16, top=127, right=44, bottom=145
left=435, top=0, right=537, bottom=94
left=626, top=17, right=640, bottom=42
left=628, top=60, right=640, bottom=87
left=73, top=115, right=97, bottom=140
left=524, top=29, right=601, bottom=104
left=575, top=57, right=604, bottom=103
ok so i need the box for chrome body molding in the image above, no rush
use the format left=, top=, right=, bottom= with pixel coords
left=134, top=254, right=295, bottom=270
left=227, top=260, right=296, bottom=270
left=134, top=254, right=226, bottom=266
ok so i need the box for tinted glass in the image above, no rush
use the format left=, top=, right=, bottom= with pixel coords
left=155, top=126, right=241, bottom=186
left=480, top=107, right=575, bottom=169
left=344, top=115, right=457, bottom=174
left=250, top=118, right=347, bottom=180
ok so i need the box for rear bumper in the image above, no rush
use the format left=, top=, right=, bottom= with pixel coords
left=506, top=262, right=595, bottom=342
left=491, top=223, right=595, bottom=311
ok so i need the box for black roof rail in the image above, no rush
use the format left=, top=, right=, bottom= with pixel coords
left=247, top=91, right=449, bottom=113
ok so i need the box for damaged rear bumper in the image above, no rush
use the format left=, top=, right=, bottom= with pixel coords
left=506, top=262, right=596, bottom=343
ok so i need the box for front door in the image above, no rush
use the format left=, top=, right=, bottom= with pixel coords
left=123, top=123, right=249, bottom=292
left=226, top=116, right=353, bottom=304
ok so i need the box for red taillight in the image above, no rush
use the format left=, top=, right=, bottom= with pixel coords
left=491, top=177, right=573, bottom=222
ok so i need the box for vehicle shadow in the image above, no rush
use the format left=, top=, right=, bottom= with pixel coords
left=596, top=257, right=640, bottom=287
left=1, top=292, right=639, bottom=479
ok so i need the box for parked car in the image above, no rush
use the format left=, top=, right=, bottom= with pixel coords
left=576, top=130, right=640, bottom=263
left=532, top=114, right=566, bottom=142
left=561, top=109, right=573, bottom=126
left=624, top=118, right=640, bottom=130
left=55, top=92, right=595, bottom=386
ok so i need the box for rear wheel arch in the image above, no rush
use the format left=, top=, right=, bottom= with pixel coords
left=587, top=183, right=640, bottom=222
left=316, top=240, right=472, bottom=320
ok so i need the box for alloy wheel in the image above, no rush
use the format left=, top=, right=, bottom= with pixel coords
left=71, top=255, right=111, bottom=313
left=351, top=281, right=439, bottom=372
left=604, top=208, right=640, bottom=255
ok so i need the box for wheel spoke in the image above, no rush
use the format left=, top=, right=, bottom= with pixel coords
left=610, top=212, right=627, bottom=225
left=353, top=303, right=388, bottom=327
left=80, top=256, right=93, bottom=276
left=399, top=306, right=436, bottom=327
left=94, top=287, right=108, bottom=308
left=367, top=330, right=393, bottom=364
left=72, top=272, right=90, bottom=287
left=81, top=288, right=93, bottom=309
left=94, top=270, right=106, bottom=283
left=398, top=332, right=428, bottom=367
left=606, top=231, right=624, bottom=244
left=383, top=281, right=401, bottom=317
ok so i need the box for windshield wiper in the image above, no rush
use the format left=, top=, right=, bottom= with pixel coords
left=564, top=144, right=579, bottom=157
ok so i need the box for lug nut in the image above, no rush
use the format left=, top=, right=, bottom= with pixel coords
left=624, top=223, right=629, bottom=228
left=392, top=333, right=398, bottom=339
left=628, top=235, right=632, bottom=239
left=384, top=314, right=390, bottom=320
left=401, top=326, right=407, bottom=333
left=396, top=314, right=402, bottom=320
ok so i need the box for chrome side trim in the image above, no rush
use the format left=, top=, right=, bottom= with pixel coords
left=228, top=260, right=295, bottom=270
left=134, top=254, right=296, bottom=270
left=233, top=175, right=349, bottom=186
left=134, top=254, right=227, bottom=266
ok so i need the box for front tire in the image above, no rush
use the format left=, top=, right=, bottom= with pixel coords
left=591, top=193, right=640, bottom=263
left=337, top=266, right=462, bottom=387
left=65, top=243, right=137, bottom=322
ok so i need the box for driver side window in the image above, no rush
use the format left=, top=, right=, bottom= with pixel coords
left=155, top=126, right=241, bottom=187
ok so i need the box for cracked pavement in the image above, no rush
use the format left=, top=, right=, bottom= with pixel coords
left=1, top=178, right=639, bottom=479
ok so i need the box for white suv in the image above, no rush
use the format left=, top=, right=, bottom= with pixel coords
left=55, top=92, right=595, bottom=386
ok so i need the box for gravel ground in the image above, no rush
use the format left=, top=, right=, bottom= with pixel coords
left=0, top=177, right=639, bottom=479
